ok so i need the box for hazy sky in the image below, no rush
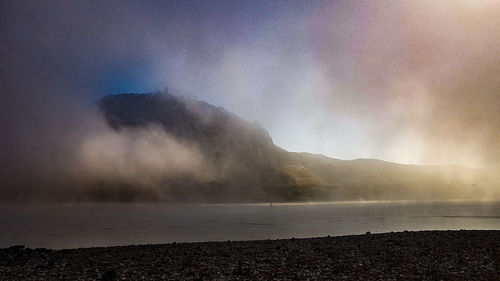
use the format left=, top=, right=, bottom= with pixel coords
left=2, top=0, right=500, bottom=169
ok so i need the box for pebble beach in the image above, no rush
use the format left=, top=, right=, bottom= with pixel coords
left=1, top=230, right=499, bottom=280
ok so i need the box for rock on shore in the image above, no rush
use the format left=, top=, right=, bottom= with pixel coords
left=1, top=230, right=499, bottom=280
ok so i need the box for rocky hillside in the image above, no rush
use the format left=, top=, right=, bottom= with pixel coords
left=94, top=93, right=498, bottom=202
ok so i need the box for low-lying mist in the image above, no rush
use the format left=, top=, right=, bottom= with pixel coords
left=74, top=123, right=215, bottom=200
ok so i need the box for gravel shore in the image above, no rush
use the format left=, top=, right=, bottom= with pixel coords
left=1, top=230, right=499, bottom=280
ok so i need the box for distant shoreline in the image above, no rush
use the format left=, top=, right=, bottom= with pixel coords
left=3, top=198, right=499, bottom=206
left=2, top=230, right=499, bottom=280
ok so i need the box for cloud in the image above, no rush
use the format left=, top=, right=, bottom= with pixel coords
left=66, top=123, right=214, bottom=201
left=76, top=124, right=213, bottom=186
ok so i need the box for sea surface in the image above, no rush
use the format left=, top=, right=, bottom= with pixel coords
left=1, top=200, right=499, bottom=249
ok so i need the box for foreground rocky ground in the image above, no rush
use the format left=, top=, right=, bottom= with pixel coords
left=1, top=230, right=499, bottom=280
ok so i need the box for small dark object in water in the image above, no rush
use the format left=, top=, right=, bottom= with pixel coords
left=366, top=231, right=371, bottom=235
left=101, top=270, right=117, bottom=281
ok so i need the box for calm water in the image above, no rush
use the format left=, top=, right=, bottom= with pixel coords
left=1, top=200, right=499, bottom=249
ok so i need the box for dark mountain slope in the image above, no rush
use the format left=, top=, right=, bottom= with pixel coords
left=98, top=93, right=290, bottom=202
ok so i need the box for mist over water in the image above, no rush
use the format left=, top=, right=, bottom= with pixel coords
left=75, top=125, right=215, bottom=199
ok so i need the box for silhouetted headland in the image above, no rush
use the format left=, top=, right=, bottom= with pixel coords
left=87, top=93, right=499, bottom=203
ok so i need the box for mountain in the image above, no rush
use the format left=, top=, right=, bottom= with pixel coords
left=94, top=92, right=499, bottom=202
